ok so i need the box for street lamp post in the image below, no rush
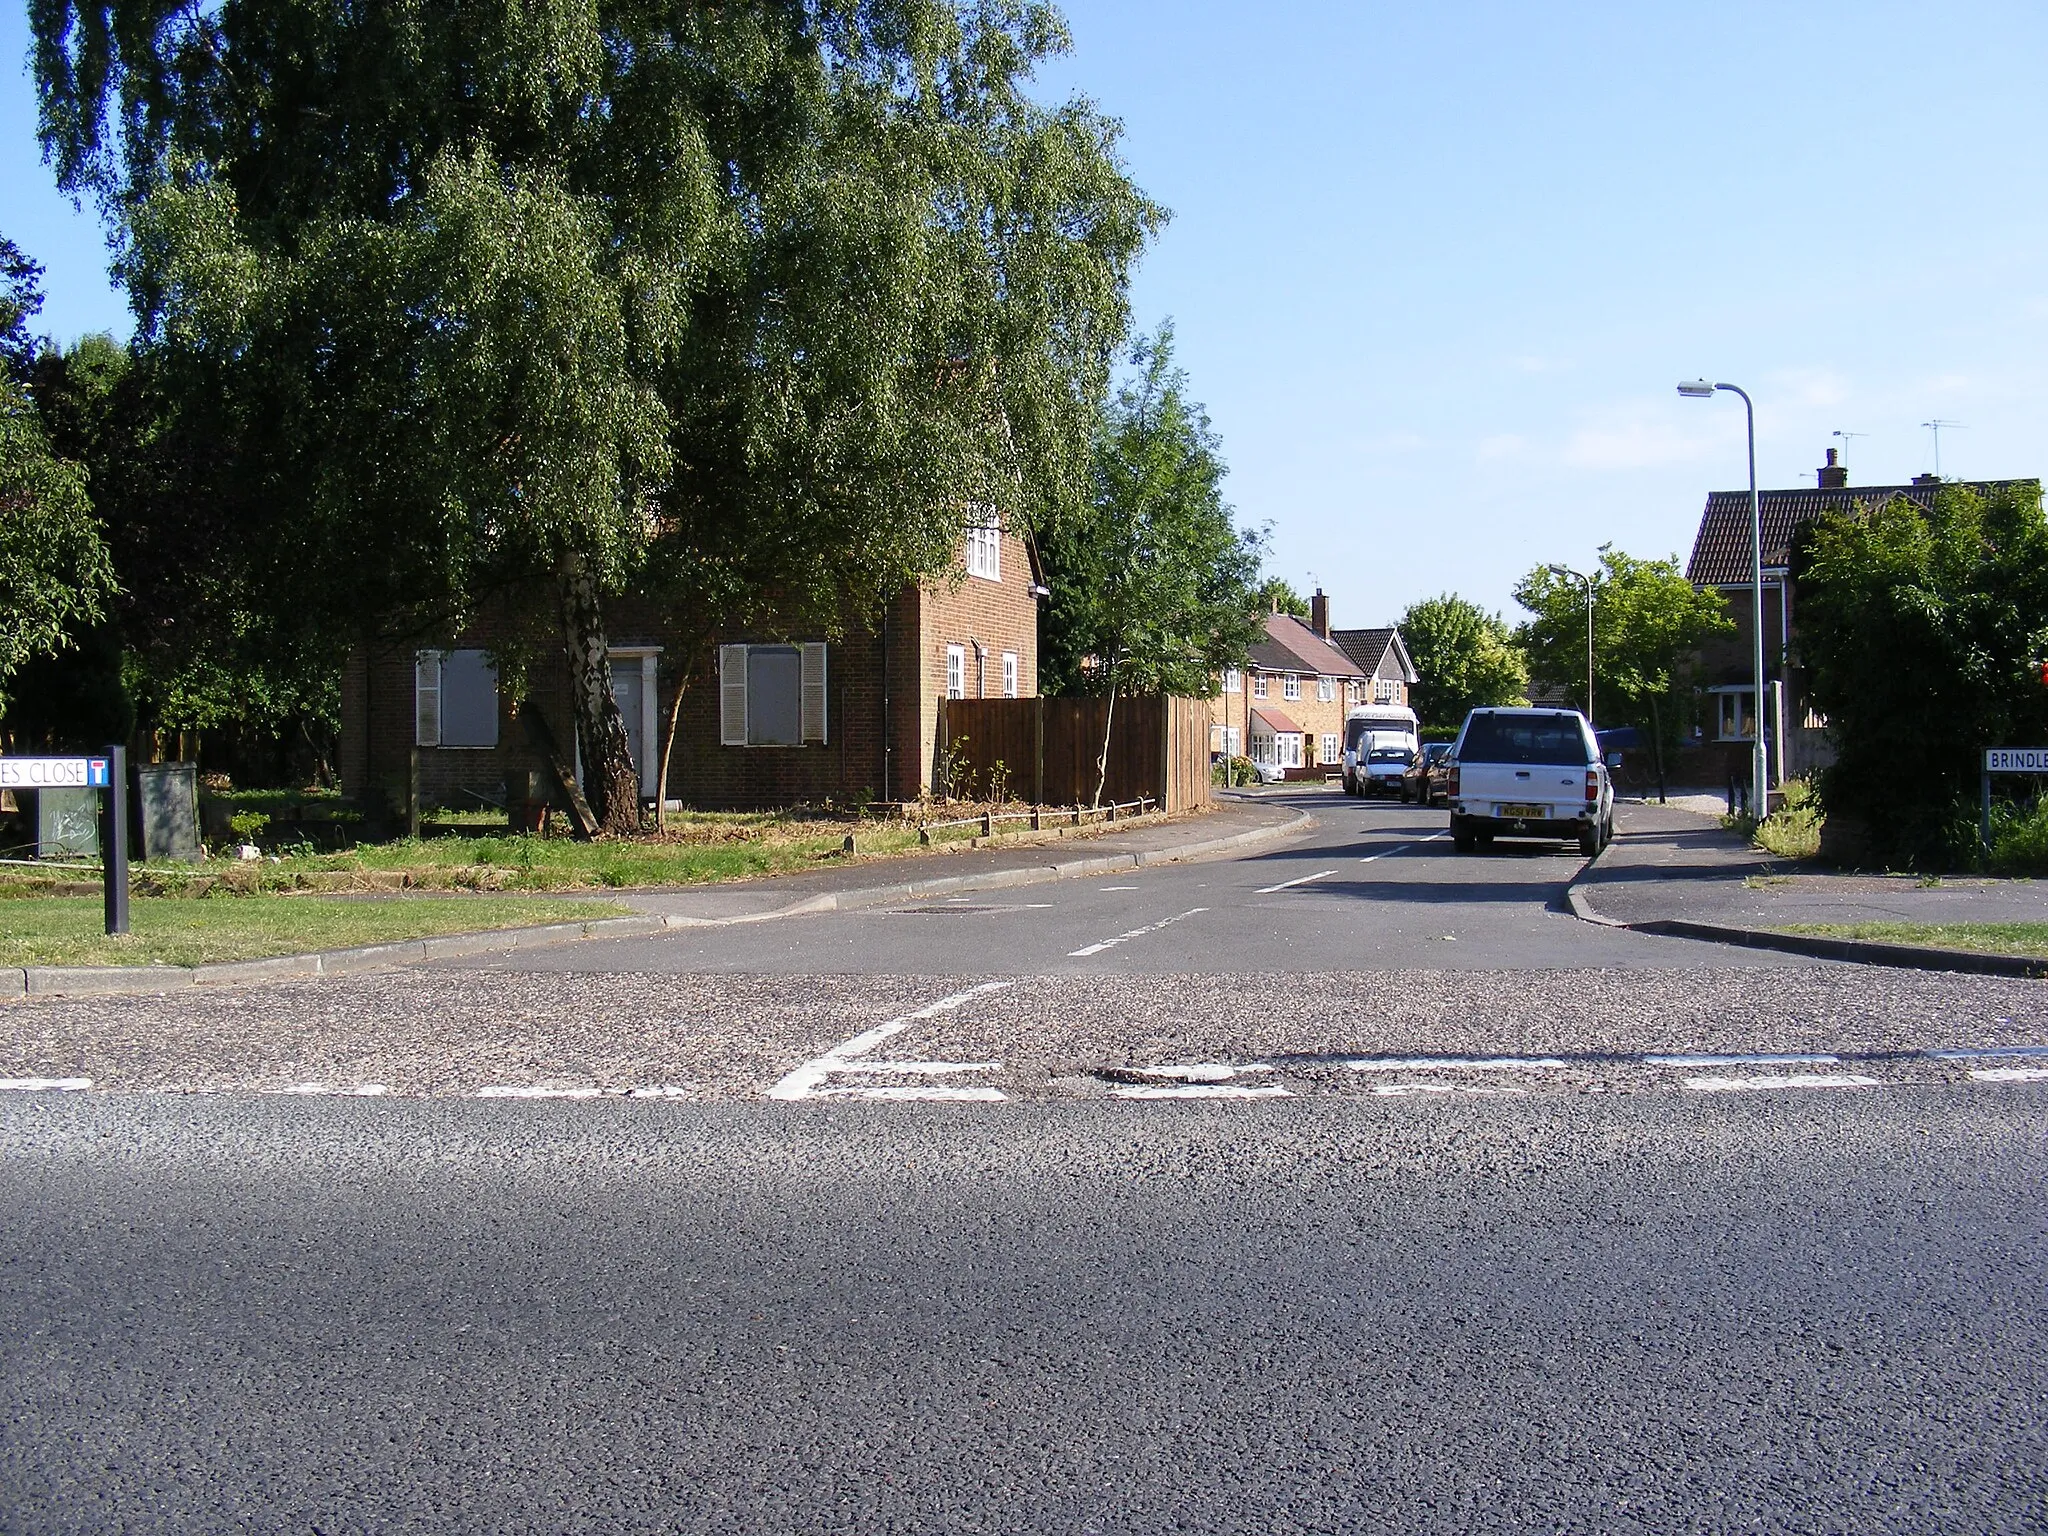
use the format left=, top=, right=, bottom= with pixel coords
left=1677, top=379, right=1766, bottom=820
left=1546, top=563, right=1594, bottom=728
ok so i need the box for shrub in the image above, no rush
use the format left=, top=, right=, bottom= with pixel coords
left=1988, top=796, right=2048, bottom=876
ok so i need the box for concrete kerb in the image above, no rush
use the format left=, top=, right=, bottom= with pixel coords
left=8, top=807, right=1313, bottom=998
left=1564, top=844, right=2048, bottom=978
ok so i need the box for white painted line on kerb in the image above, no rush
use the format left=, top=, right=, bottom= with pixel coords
left=1068, top=907, right=1209, bottom=958
left=1254, top=870, right=1336, bottom=895
left=1360, top=831, right=1447, bottom=865
left=1646, top=1053, right=1839, bottom=1068
left=1685, top=1074, right=1883, bottom=1093
left=0, top=1077, right=91, bottom=1092
left=1970, top=1067, right=2048, bottom=1083
left=768, top=981, right=1015, bottom=1101
left=1113, top=1084, right=1293, bottom=1100
left=1345, top=1056, right=1569, bottom=1073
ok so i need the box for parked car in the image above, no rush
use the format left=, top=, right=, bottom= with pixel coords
left=1400, top=742, right=1454, bottom=805
left=1248, top=757, right=1288, bottom=785
left=1359, top=744, right=1415, bottom=798
left=1446, top=707, right=1613, bottom=855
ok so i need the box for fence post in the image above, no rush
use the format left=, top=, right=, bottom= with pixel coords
left=1034, top=695, right=1045, bottom=809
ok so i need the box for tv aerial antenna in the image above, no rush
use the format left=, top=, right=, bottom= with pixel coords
left=1830, top=429, right=1867, bottom=469
left=1922, top=420, right=1964, bottom=478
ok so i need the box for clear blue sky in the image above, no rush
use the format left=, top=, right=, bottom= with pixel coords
left=7, top=2, right=2046, bottom=627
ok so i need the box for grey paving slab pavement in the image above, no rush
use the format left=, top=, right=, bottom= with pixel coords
left=1578, top=800, right=2048, bottom=939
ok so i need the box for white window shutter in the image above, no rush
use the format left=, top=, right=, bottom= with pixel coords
left=800, top=643, right=828, bottom=744
left=719, top=645, right=749, bottom=746
left=414, top=651, right=442, bottom=747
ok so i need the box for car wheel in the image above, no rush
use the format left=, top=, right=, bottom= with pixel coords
left=1578, top=823, right=1600, bottom=856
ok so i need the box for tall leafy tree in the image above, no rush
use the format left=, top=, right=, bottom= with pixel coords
left=1, top=237, right=46, bottom=381
left=1040, top=322, right=1264, bottom=802
left=1397, top=593, right=1528, bottom=731
left=35, top=0, right=1157, bottom=830
left=1794, top=482, right=2048, bottom=869
left=1515, top=547, right=1731, bottom=795
left=1254, top=576, right=1311, bottom=621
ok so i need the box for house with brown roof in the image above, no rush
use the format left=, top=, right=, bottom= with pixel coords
left=1210, top=590, right=1385, bottom=777
left=338, top=520, right=1045, bottom=817
left=1329, top=626, right=1420, bottom=712
left=1684, top=447, right=2035, bottom=780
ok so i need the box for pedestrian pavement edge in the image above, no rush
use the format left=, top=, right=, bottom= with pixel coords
left=6, top=806, right=1312, bottom=998
left=1564, top=845, right=2048, bottom=979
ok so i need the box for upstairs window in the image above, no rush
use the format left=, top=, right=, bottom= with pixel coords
left=1317, top=675, right=1334, bottom=702
left=1222, top=668, right=1242, bottom=694
left=415, top=650, right=499, bottom=748
left=1282, top=673, right=1301, bottom=701
left=1001, top=651, right=1019, bottom=697
left=1252, top=674, right=1269, bottom=699
left=965, top=523, right=1002, bottom=581
left=1374, top=678, right=1400, bottom=705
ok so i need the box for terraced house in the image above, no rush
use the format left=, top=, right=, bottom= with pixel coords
left=1210, top=592, right=1376, bottom=777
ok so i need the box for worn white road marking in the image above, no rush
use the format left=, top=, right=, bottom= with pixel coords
left=0, top=1077, right=91, bottom=1092
left=1970, top=1067, right=2048, bottom=1083
left=1360, top=831, right=1447, bottom=864
left=1113, top=1084, right=1293, bottom=1100
left=1128, top=1062, right=1274, bottom=1082
left=845, top=1060, right=1001, bottom=1076
left=1647, top=1052, right=1839, bottom=1067
left=811, top=1085, right=1008, bottom=1102
left=1345, top=1056, right=1570, bottom=1073
left=1099, top=885, right=1139, bottom=891
left=1928, top=1045, right=2048, bottom=1060
left=1685, top=1074, right=1883, bottom=1092
left=1254, top=870, right=1336, bottom=894
left=477, top=1085, right=611, bottom=1099
left=1067, top=907, right=1209, bottom=958
left=768, top=981, right=1015, bottom=1101
left=270, top=1083, right=389, bottom=1097
left=1369, top=1082, right=1528, bottom=1097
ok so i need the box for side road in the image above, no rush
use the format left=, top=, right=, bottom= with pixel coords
left=1570, top=801, right=2048, bottom=977
left=3, top=797, right=1310, bottom=999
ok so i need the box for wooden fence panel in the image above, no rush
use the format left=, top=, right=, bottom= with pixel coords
left=940, top=695, right=1212, bottom=811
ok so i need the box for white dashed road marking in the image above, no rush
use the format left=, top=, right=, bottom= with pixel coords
left=1112, top=1084, right=1293, bottom=1100
left=1685, top=1074, right=1884, bottom=1093
left=1067, top=907, right=1209, bottom=958
left=271, top=1083, right=389, bottom=1097
left=0, top=1077, right=91, bottom=1092
left=1359, top=832, right=1447, bottom=864
left=1369, top=1083, right=1528, bottom=1097
left=1345, top=1056, right=1570, bottom=1073
left=1254, top=871, right=1336, bottom=894
left=1970, top=1067, right=2048, bottom=1083
left=768, top=981, right=1015, bottom=1101
left=1647, top=1053, right=1839, bottom=1067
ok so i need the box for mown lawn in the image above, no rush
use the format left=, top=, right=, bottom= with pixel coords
left=0, top=895, right=630, bottom=969
left=1780, top=921, right=2048, bottom=959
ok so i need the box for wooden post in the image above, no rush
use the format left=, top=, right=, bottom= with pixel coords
left=406, top=746, right=421, bottom=839
left=1034, top=695, right=1045, bottom=809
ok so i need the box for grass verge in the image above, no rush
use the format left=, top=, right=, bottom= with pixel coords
left=1778, top=921, right=2048, bottom=959
left=0, top=895, right=629, bottom=969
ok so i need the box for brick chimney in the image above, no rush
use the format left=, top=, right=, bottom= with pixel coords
left=1310, top=588, right=1331, bottom=638
left=1912, top=472, right=1942, bottom=486
left=1817, top=447, right=1848, bottom=489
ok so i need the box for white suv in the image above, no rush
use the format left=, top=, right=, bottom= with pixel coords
left=1446, top=707, right=1613, bottom=856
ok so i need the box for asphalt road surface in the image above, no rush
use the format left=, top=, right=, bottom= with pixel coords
left=3, top=790, right=2045, bottom=1531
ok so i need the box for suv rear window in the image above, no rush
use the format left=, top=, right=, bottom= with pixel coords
left=1458, top=714, right=1590, bottom=766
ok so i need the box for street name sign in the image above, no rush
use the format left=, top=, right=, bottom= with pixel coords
left=1986, top=748, right=2048, bottom=773
left=0, top=756, right=112, bottom=789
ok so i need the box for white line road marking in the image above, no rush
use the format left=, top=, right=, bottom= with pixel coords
left=1647, top=1053, right=1839, bottom=1067
left=1345, top=1056, right=1570, bottom=1073
left=1928, top=1045, right=2048, bottom=1060
left=1685, top=1074, right=1883, bottom=1092
left=270, top=1083, right=389, bottom=1097
left=845, top=1060, right=1001, bottom=1075
left=1128, top=1062, right=1274, bottom=1082
left=810, top=1085, right=1007, bottom=1102
left=0, top=1077, right=91, bottom=1092
left=1369, top=1083, right=1528, bottom=1097
left=1359, top=831, right=1447, bottom=864
left=1113, top=1084, right=1293, bottom=1100
left=1099, top=885, right=1139, bottom=891
left=1254, top=870, right=1336, bottom=894
left=1067, top=907, right=1209, bottom=958
left=477, top=1085, right=611, bottom=1099
left=768, top=981, right=1015, bottom=1101
left=1970, top=1067, right=2048, bottom=1083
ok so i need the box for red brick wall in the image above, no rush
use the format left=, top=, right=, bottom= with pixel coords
left=916, top=528, right=1039, bottom=792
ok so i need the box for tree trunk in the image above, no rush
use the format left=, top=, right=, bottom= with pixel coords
left=556, top=550, right=640, bottom=835
left=1093, top=668, right=1120, bottom=809
left=654, top=660, right=690, bottom=834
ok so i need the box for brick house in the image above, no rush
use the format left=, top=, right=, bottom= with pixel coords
left=1683, top=447, right=2036, bottom=783
left=1210, top=591, right=1378, bottom=775
left=1329, top=626, right=1419, bottom=714
left=338, top=521, right=1044, bottom=814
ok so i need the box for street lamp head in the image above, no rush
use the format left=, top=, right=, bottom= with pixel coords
left=1676, top=379, right=1718, bottom=399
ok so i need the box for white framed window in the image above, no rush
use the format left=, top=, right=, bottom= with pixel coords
left=719, top=642, right=827, bottom=747
left=1222, top=667, right=1242, bottom=694
left=1374, top=678, right=1399, bottom=705
left=1001, top=651, right=1019, bottom=697
left=1250, top=731, right=1275, bottom=765
left=965, top=522, right=1002, bottom=581
left=1317, top=675, right=1334, bottom=703
left=945, top=644, right=965, bottom=699
left=1321, top=732, right=1340, bottom=764
left=1282, top=673, right=1301, bottom=701
left=1713, top=688, right=1757, bottom=743
left=1221, top=725, right=1241, bottom=757
left=1276, top=733, right=1303, bottom=769
left=1252, top=674, right=1268, bottom=699
left=415, top=649, right=499, bottom=748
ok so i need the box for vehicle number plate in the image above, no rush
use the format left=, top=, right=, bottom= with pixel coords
left=1496, top=802, right=1547, bottom=819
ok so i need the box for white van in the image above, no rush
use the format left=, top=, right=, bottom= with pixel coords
left=1446, top=706, right=1613, bottom=855
left=1342, top=706, right=1420, bottom=797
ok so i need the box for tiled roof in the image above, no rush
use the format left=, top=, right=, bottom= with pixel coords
left=1685, top=479, right=2035, bottom=587
left=1251, top=706, right=1302, bottom=735
left=1331, top=626, right=1419, bottom=684
left=1249, top=614, right=1367, bottom=679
